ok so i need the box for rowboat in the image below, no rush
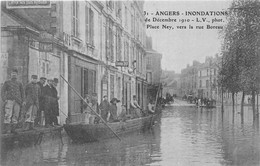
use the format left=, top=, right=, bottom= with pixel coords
left=61, top=75, right=162, bottom=143
left=198, top=100, right=217, bottom=109
left=64, top=113, right=159, bottom=143
left=199, top=105, right=217, bottom=109
left=1, top=126, right=63, bottom=149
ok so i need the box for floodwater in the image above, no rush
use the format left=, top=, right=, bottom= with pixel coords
left=1, top=102, right=260, bottom=166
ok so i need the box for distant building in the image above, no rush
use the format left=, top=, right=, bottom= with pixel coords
left=161, top=70, right=180, bottom=97
left=197, top=55, right=220, bottom=99
left=180, top=61, right=201, bottom=97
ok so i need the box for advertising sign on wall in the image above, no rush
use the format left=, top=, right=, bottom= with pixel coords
left=6, top=1, right=51, bottom=9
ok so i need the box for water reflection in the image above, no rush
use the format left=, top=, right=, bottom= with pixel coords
left=1, top=105, right=260, bottom=166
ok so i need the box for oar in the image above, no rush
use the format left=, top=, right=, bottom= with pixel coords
left=60, top=75, right=121, bottom=141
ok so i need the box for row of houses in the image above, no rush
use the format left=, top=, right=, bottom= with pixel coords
left=1, top=1, right=162, bottom=124
left=180, top=54, right=220, bottom=100
left=179, top=53, right=257, bottom=105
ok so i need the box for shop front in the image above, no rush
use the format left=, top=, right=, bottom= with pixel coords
left=68, top=52, right=98, bottom=116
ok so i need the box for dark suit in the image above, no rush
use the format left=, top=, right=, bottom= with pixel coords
left=50, top=86, right=59, bottom=125
left=35, top=82, right=45, bottom=125
left=43, top=85, right=55, bottom=126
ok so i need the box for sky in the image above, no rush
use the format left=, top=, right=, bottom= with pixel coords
left=144, top=0, right=232, bottom=73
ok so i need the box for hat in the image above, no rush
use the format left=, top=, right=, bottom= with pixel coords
left=53, top=78, right=59, bottom=83
left=31, top=75, right=38, bottom=79
left=40, top=77, right=46, bottom=80
left=11, top=68, right=18, bottom=73
left=110, top=98, right=120, bottom=103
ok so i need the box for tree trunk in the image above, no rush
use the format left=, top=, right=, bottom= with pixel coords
left=257, top=92, right=259, bottom=115
left=241, top=91, right=245, bottom=115
left=252, top=90, right=256, bottom=117
left=232, top=92, right=235, bottom=114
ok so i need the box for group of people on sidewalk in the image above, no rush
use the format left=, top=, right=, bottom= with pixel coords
left=81, top=94, right=156, bottom=124
left=1, top=68, right=60, bottom=134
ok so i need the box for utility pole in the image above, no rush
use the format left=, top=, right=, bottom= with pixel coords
left=221, top=55, right=224, bottom=112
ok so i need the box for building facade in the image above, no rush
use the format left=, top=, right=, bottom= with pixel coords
left=1, top=1, right=69, bottom=124
left=197, top=55, right=220, bottom=100
left=180, top=61, right=200, bottom=97
left=1, top=0, right=149, bottom=124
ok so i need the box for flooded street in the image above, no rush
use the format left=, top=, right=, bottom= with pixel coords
left=1, top=101, right=260, bottom=166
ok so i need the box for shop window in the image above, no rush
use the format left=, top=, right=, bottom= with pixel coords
left=82, top=68, right=97, bottom=96
left=147, top=57, right=152, bottom=69
left=42, top=62, right=45, bottom=74
left=117, top=77, right=121, bottom=98
left=46, top=63, right=49, bottom=74
left=83, top=69, right=88, bottom=95
left=110, top=74, right=114, bottom=99
left=92, top=70, right=96, bottom=93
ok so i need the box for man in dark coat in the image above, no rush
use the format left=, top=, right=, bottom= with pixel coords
left=35, top=77, right=46, bottom=126
left=50, top=78, right=59, bottom=126
left=42, top=79, right=55, bottom=127
left=99, top=95, right=110, bottom=121
left=109, top=98, right=120, bottom=122
left=1, top=68, right=25, bottom=133
left=24, top=75, right=41, bottom=130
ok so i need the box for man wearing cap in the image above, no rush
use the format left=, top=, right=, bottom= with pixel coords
left=99, top=95, right=110, bottom=122
left=50, top=78, right=60, bottom=126
left=24, top=75, right=41, bottom=130
left=35, top=77, right=46, bottom=126
left=1, top=68, right=25, bottom=133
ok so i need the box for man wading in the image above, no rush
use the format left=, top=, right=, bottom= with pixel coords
left=24, top=75, right=41, bottom=130
left=1, top=68, right=25, bottom=133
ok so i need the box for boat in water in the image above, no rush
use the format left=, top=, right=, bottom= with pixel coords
left=1, top=126, right=63, bottom=148
left=198, top=100, right=217, bottom=109
left=64, top=113, right=160, bottom=143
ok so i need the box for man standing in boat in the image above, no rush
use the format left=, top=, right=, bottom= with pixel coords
left=35, top=77, right=46, bottom=126
left=24, top=75, right=41, bottom=130
left=50, top=78, right=60, bottom=126
left=99, top=95, right=110, bottom=121
left=130, top=95, right=142, bottom=118
left=109, top=98, right=120, bottom=122
left=43, top=79, right=55, bottom=127
left=1, top=68, right=25, bottom=133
